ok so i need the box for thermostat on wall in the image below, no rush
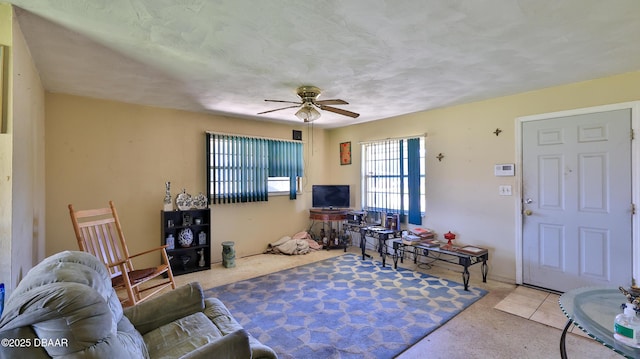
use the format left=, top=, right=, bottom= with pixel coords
left=494, top=163, right=515, bottom=176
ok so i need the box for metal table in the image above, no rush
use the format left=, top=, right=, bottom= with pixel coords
left=559, top=287, right=640, bottom=358
left=358, top=226, right=400, bottom=264
left=390, top=239, right=488, bottom=291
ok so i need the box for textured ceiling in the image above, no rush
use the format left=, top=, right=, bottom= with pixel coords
left=7, top=0, right=640, bottom=128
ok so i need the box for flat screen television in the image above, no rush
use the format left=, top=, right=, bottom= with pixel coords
left=312, top=185, right=350, bottom=209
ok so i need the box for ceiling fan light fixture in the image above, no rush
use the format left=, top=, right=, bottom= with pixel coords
left=259, top=85, right=359, bottom=121
left=295, top=103, right=321, bottom=122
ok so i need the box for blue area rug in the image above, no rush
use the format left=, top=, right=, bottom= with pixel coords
left=205, top=253, right=487, bottom=359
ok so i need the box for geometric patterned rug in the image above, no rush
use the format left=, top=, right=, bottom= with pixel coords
left=205, top=253, right=487, bottom=359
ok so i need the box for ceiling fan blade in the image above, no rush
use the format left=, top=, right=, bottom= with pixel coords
left=264, top=99, right=302, bottom=105
left=257, top=105, right=301, bottom=115
left=318, top=104, right=360, bottom=118
left=315, top=99, right=348, bottom=105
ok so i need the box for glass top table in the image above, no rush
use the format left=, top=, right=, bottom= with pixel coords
left=559, top=287, right=640, bottom=358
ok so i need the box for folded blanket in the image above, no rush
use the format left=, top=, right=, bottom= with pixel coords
left=265, top=231, right=322, bottom=255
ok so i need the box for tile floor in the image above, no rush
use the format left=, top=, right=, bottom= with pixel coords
left=494, top=285, right=590, bottom=338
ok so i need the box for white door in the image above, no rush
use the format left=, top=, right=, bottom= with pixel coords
left=522, top=109, right=632, bottom=292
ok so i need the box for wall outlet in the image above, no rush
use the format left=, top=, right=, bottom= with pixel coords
left=499, top=185, right=512, bottom=196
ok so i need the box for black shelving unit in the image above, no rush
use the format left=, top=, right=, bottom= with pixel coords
left=161, top=208, right=211, bottom=275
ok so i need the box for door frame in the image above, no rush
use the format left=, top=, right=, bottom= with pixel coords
left=515, top=101, right=640, bottom=286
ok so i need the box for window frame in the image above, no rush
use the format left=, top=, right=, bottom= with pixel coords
left=361, top=136, right=425, bottom=222
left=267, top=176, right=303, bottom=196
left=206, top=133, right=304, bottom=203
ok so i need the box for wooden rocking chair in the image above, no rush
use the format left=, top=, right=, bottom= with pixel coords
left=68, top=201, right=176, bottom=307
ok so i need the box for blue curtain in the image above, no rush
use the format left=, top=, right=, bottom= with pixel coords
left=268, top=140, right=304, bottom=199
left=407, top=138, right=422, bottom=225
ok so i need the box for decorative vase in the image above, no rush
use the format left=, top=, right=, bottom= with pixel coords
left=193, top=192, right=207, bottom=209
left=176, top=189, right=193, bottom=210
left=178, top=228, right=193, bottom=247
left=163, top=182, right=173, bottom=211
left=166, top=234, right=175, bottom=250
left=198, top=249, right=205, bottom=267
left=222, top=241, right=236, bottom=268
left=443, top=231, right=456, bottom=249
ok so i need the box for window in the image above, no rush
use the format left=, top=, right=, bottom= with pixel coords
left=268, top=176, right=303, bottom=196
left=206, top=133, right=303, bottom=203
left=361, top=137, right=425, bottom=224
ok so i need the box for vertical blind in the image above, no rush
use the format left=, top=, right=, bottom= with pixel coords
left=362, top=136, right=424, bottom=225
left=268, top=140, right=304, bottom=199
left=207, top=133, right=303, bottom=203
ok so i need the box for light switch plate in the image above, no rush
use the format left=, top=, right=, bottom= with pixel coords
left=499, top=185, right=512, bottom=196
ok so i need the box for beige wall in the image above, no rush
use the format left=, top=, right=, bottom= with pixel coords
left=0, top=3, right=46, bottom=294
left=45, top=94, right=325, bottom=266
left=0, top=3, right=12, bottom=292
left=11, top=12, right=46, bottom=285
left=328, top=71, right=640, bottom=282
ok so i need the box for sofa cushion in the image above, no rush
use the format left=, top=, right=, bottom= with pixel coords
left=143, top=312, right=224, bottom=359
left=204, top=298, right=244, bottom=334
left=124, top=282, right=205, bottom=335
left=177, top=329, right=251, bottom=359
left=204, top=298, right=279, bottom=359
left=116, top=315, right=149, bottom=358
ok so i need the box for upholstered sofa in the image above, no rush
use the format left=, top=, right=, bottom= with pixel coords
left=0, top=251, right=278, bottom=359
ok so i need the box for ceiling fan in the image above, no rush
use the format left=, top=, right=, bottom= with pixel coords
left=258, top=86, right=360, bottom=122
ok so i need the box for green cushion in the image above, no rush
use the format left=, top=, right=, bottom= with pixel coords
left=124, top=282, right=205, bottom=335
left=143, top=312, right=223, bottom=359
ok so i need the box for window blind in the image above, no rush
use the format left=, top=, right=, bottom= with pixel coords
left=207, top=133, right=303, bottom=203
left=268, top=140, right=304, bottom=199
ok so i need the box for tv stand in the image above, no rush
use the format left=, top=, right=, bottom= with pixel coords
left=312, top=208, right=347, bottom=215
left=308, top=209, right=349, bottom=251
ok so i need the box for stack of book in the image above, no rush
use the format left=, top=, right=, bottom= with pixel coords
left=401, top=234, right=422, bottom=245
left=457, top=245, right=488, bottom=255
left=410, top=227, right=435, bottom=239
left=420, top=239, right=442, bottom=248
left=402, top=228, right=443, bottom=247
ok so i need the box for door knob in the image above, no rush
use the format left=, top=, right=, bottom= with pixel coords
left=524, top=210, right=533, bottom=216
